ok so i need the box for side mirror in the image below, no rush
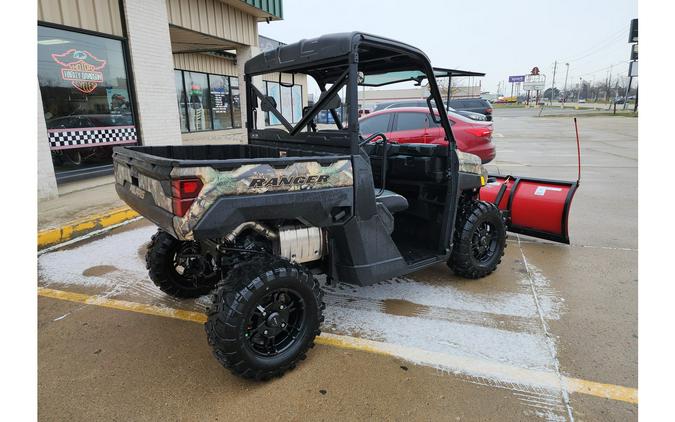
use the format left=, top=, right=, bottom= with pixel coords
left=260, top=95, right=277, bottom=112
left=318, top=90, right=342, bottom=110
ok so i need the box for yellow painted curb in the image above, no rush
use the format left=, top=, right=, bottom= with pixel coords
left=37, top=207, right=139, bottom=249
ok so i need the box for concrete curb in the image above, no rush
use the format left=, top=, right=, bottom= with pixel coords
left=38, top=207, right=139, bottom=250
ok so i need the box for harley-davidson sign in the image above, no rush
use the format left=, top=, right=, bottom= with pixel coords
left=51, top=49, right=106, bottom=94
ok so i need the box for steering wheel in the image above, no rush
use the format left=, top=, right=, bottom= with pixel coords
left=359, top=132, right=387, bottom=147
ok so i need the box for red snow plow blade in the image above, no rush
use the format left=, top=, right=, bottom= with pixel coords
left=479, top=175, right=579, bottom=244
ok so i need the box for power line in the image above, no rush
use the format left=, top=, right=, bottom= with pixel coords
left=576, top=60, right=630, bottom=79
left=566, top=30, right=629, bottom=64
left=558, top=27, right=628, bottom=62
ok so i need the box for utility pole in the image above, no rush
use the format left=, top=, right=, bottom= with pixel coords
left=550, top=61, right=558, bottom=105
left=607, top=65, right=613, bottom=104
left=623, top=77, right=632, bottom=110
left=562, top=62, right=569, bottom=107
left=577, top=77, right=582, bottom=103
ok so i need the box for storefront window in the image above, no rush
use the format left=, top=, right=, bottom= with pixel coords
left=265, top=82, right=281, bottom=126
left=264, top=81, right=303, bottom=125
left=174, top=70, right=240, bottom=132
left=210, top=75, right=232, bottom=130
left=38, top=25, right=136, bottom=180
left=175, top=70, right=188, bottom=132
left=281, top=84, right=293, bottom=123
left=292, top=85, right=303, bottom=122
left=184, top=72, right=212, bottom=131
left=231, top=77, right=241, bottom=129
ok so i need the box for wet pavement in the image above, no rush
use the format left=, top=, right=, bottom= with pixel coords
left=38, top=109, right=637, bottom=421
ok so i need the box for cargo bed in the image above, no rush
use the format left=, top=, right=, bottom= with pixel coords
left=113, top=144, right=354, bottom=240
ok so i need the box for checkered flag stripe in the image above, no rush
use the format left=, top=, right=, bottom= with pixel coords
left=48, top=126, right=138, bottom=149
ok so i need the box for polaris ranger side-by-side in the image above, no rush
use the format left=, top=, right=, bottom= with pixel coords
left=113, top=32, right=576, bottom=380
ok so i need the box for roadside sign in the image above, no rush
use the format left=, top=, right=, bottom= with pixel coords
left=629, top=18, right=638, bottom=43
left=628, top=61, right=638, bottom=77
left=523, top=74, right=546, bottom=91
left=630, top=44, right=638, bottom=61
left=509, top=75, right=525, bottom=83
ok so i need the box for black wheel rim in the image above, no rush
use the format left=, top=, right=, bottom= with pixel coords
left=471, top=221, right=498, bottom=263
left=244, top=288, right=306, bottom=357
left=172, top=242, right=210, bottom=288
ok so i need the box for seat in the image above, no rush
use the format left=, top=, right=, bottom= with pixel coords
left=376, top=189, right=408, bottom=213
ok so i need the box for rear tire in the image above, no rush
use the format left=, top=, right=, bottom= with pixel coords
left=205, top=254, right=324, bottom=380
left=145, top=230, right=218, bottom=298
left=448, top=200, right=506, bottom=279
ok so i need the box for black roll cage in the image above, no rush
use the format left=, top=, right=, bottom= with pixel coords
left=244, top=33, right=458, bottom=155
left=243, top=33, right=462, bottom=255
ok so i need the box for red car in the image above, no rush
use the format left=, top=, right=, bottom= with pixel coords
left=359, top=107, right=496, bottom=163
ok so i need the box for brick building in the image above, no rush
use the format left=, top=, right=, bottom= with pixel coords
left=38, top=0, right=303, bottom=199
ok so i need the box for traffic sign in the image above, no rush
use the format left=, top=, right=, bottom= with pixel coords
left=509, top=75, right=525, bottom=83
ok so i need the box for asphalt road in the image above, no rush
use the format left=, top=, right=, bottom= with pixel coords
left=38, top=109, right=637, bottom=421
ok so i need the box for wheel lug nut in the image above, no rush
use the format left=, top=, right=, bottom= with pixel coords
left=263, top=330, right=268, bottom=335
left=280, top=305, right=284, bottom=310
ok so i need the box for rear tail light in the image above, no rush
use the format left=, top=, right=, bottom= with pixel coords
left=171, top=178, right=203, bottom=217
left=466, top=127, right=492, bottom=138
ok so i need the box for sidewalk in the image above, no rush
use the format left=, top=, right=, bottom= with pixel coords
left=38, top=175, right=138, bottom=248
left=38, top=175, right=126, bottom=231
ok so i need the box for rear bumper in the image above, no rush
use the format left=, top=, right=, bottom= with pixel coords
left=464, top=143, right=496, bottom=164
left=115, top=183, right=176, bottom=237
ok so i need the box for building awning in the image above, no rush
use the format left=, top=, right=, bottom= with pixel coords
left=169, top=25, right=244, bottom=54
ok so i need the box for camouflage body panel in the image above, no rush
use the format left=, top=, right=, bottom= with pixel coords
left=172, top=160, right=353, bottom=239
left=457, top=151, right=488, bottom=181
left=114, top=162, right=172, bottom=211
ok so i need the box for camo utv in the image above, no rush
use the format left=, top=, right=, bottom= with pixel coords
left=113, top=32, right=506, bottom=380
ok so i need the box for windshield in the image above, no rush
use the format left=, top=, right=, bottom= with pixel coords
left=245, top=48, right=446, bottom=143
left=250, top=68, right=441, bottom=137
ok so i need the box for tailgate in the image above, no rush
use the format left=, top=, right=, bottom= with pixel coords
left=113, top=148, right=176, bottom=234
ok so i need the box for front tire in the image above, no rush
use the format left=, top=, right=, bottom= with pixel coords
left=448, top=200, right=506, bottom=279
left=145, top=230, right=218, bottom=298
left=205, top=255, right=324, bottom=380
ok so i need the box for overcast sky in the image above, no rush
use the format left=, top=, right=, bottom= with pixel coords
left=259, top=0, right=637, bottom=95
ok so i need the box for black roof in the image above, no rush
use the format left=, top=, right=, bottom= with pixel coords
left=433, top=67, right=485, bottom=78
left=245, top=32, right=431, bottom=82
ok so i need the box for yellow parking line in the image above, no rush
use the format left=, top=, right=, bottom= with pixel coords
left=38, top=287, right=206, bottom=324
left=38, top=286, right=637, bottom=405
left=564, top=377, right=638, bottom=404
left=38, top=207, right=139, bottom=249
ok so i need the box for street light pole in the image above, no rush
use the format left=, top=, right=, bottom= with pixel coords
left=550, top=61, right=558, bottom=105
left=577, top=77, right=582, bottom=104
left=562, top=62, right=569, bottom=107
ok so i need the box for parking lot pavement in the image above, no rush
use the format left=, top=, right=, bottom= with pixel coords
left=38, top=110, right=637, bottom=421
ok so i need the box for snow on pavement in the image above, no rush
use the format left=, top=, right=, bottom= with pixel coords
left=38, top=224, right=570, bottom=420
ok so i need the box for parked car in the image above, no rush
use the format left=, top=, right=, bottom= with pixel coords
left=359, top=107, right=495, bottom=163
left=372, top=100, right=487, bottom=121
left=446, top=98, right=493, bottom=121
